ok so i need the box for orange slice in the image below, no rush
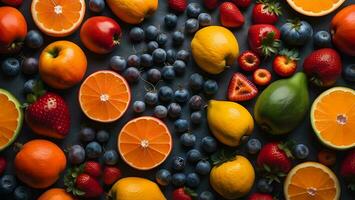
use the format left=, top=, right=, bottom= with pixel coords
left=284, top=162, right=340, bottom=200
left=118, top=116, right=173, bottom=170
left=31, top=0, right=86, bottom=37
left=311, top=87, right=355, bottom=150
left=79, top=70, right=131, bottom=123
left=286, top=0, right=345, bottom=16
left=0, top=89, right=23, bottom=151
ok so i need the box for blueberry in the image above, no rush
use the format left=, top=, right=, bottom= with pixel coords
left=246, top=138, right=261, bottom=154
left=203, top=80, right=218, bottom=95
left=196, top=160, right=211, bottom=175
left=180, top=133, right=196, bottom=148
left=25, top=30, right=43, bottom=49
left=140, top=54, right=153, bottom=68
left=173, top=60, right=186, bottom=76
left=147, top=41, right=159, bottom=53
left=156, top=169, right=171, bottom=186
left=129, top=27, right=145, bottom=43
left=145, top=25, right=159, bottom=41
left=191, top=111, right=202, bottom=125
left=176, top=50, right=190, bottom=62
left=198, top=191, right=214, bottom=200
left=185, top=18, right=199, bottom=33
left=172, top=31, right=185, bottom=46
left=164, top=13, right=178, bottom=29
left=198, top=13, right=212, bottom=27
left=166, top=49, right=177, bottom=64
left=133, top=101, right=146, bottom=113
left=187, top=3, right=202, bottom=18
left=343, top=64, right=355, bottom=82
left=293, top=144, right=310, bottom=159
left=162, top=65, right=175, bottom=81
left=23, top=79, right=36, bottom=94
left=85, top=141, right=103, bottom=159
left=127, top=55, right=140, bottom=67
left=68, top=145, right=85, bottom=164
left=144, top=91, right=158, bottom=106
left=172, top=156, right=186, bottom=171
left=156, top=33, right=168, bottom=46
left=123, top=67, right=140, bottom=83
left=89, top=0, right=105, bottom=13
left=257, top=178, right=273, bottom=193
left=79, top=127, right=96, bottom=142
left=21, top=57, right=38, bottom=75
left=174, top=119, right=189, bottom=133
left=103, top=150, right=119, bottom=165
left=186, top=173, right=200, bottom=188
left=167, top=103, right=182, bottom=118
left=172, top=173, right=186, bottom=187
left=158, top=86, right=174, bottom=102
left=152, top=48, right=167, bottom=64
left=1, top=58, right=20, bottom=76
left=189, top=73, right=204, bottom=92
left=14, top=186, right=30, bottom=200
left=154, top=105, right=168, bottom=119
left=314, top=31, right=331, bottom=48
left=201, top=136, right=217, bottom=153
left=96, top=130, right=110, bottom=143
left=0, top=175, right=17, bottom=194
left=110, top=56, right=126, bottom=72
left=174, top=88, right=189, bottom=103
left=189, top=95, right=204, bottom=110
left=147, top=68, right=161, bottom=83
left=187, top=149, right=202, bottom=163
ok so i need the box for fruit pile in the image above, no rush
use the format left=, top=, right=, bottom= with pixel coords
left=0, top=0, right=354, bottom=200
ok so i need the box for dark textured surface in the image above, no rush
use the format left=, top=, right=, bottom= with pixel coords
left=0, top=0, right=354, bottom=199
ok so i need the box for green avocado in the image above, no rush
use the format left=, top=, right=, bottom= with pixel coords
left=254, top=72, right=310, bottom=135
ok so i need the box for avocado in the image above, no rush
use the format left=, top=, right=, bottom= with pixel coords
left=254, top=72, right=310, bottom=135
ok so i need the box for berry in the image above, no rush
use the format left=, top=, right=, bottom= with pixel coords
left=190, top=111, right=202, bottom=125
left=140, top=54, right=153, bottom=68
left=96, top=130, right=110, bottom=143
left=343, top=64, right=355, bottom=82
left=129, top=27, right=145, bottom=43
left=154, top=105, right=168, bottom=119
left=253, top=68, right=272, bottom=86
left=68, top=145, right=85, bottom=165
left=0, top=174, right=17, bottom=194
left=257, top=178, right=273, bottom=193
left=203, top=80, right=218, bottom=95
left=156, top=33, right=168, bottom=46
left=318, top=149, right=336, bottom=166
left=83, top=161, right=102, bottom=178
left=174, top=119, right=189, bottom=133
left=246, top=138, right=262, bottom=154
left=156, top=169, right=172, bottom=186
left=168, top=103, right=182, bottom=118
left=145, top=25, right=159, bottom=41
left=162, top=65, right=176, bottom=81
left=186, top=173, right=200, bottom=188
left=21, top=57, right=38, bottom=75
left=187, top=3, right=202, bottom=18
left=177, top=50, right=190, bottom=62
left=168, top=0, right=187, bottom=13
left=189, top=73, right=204, bottom=92
left=0, top=156, right=6, bottom=176
left=220, top=2, right=245, bottom=28
left=147, top=41, right=159, bottom=53
left=172, top=31, right=185, bottom=46
left=85, top=141, right=103, bottom=159
left=158, top=86, right=174, bottom=102
left=23, top=79, right=36, bottom=94
left=173, top=188, right=194, bottom=200
left=103, top=150, right=119, bottom=165
left=201, top=136, right=217, bottom=153
left=187, top=149, right=202, bottom=163
left=89, top=0, right=105, bottom=13
left=238, top=50, right=260, bottom=72
left=127, top=55, right=140, bottom=67
left=174, top=88, right=190, bottom=103
left=144, top=91, right=158, bottom=106
left=74, top=173, right=103, bottom=198
left=172, top=173, right=186, bottom=187
left=198, top=191, right=214, bottom=200
left=172, top=156, right=186, bottom=171
left=25, top=30, right=43, bottom=49
left=180, top=133, right=196, bottom=147
left=165, top=13, right=178, bottom=29
left=293, top=144, right=309, bottom=160
left=233, top=0, right=252, bottom=8
left=198, top=13, right=212, bottom=27
left=103, top=166, right=121, bottom=185
left=79, top=127, right=96, bottom=142
left=185, top=18, right=199, bottom=33
left=152, top=48, right=167, bottom=64
left=110, top=56, right=126, bottom=72
left=314, top=31, right=331, bottom=48
left=273, top=49, right=299, bottom=77
left=133, top=101, right=146, bottom=113
left=196, top=160, right=211, bottom=175
left=123, top=67, right=140, bottom=83
left=14, top=186, right=30, bottom=200
left=189, top=95, right=204, bottom=110
left=1, top=58, right=20, bottom=76
left=147, top=68, right=161, bottom=83
left=173, top=60, right=186, bottom=76
left=227, top=73, right=258, bottom=102
left=166, top=49, right=177, bottom=64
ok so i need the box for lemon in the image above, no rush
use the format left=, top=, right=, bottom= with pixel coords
left=191, top=26, right=239, bottom=74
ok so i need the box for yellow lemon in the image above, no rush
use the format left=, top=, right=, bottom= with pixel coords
left=210, top=155, right=255, bottom=199
left=191, top=26, right=239, bottom=74
left=108, top=177, right=166, bottom=200
left=207, top=100, right=254, bottom=147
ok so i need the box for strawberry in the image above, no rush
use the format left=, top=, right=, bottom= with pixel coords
left=203, top=0, right=219, bottom=10
left=248, top=193, right=273, bottom=200
left=238, top=50, right=261, bottom=72
left=173, top=187, right=197, bottom=200
left=233, top=0, right=252, bottom=9
left=340, top=149, right=355, bottom=191
left=248, top=24, right=281, bottom=57
left=83, top=161, right=102, bottom=178
left=252, top=0, right=281, bottom=24
left=227, top=73, right=258, bottom=102
left=219, top=2, right=245, bottom=28
left=0, top=156, right=6, bottom=176
left=169, top=0, right=187, bottom=13
left=273, top=49, right=300, bottom=77
left=253, top=68, right=272, bottom=86
left=103, top=166, right=122, bottom=185
left=303, top=48, right=342, bottom=87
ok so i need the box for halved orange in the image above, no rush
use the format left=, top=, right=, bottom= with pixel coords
left=286, top=0, right=345, bottom=16
left=79, top=70, right=131, bottom=123
left=284, top=162, right=340, bottom=200
left=31, top=0, right=86, bottom=37
left=118, top=116, right=173, bottom=170
left=0, top=89, right=23, bottom=151
left=311, top=87, right=355, bottom=150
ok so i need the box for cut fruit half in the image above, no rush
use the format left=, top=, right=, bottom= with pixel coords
left=31, top=0, right=86, bottom=37
left=118, top=116, right=173, bottom=170
left=0, top=89, right=23, bottom=151
left=79, top=70, right=131, bottom=123
left=311, top=87, right=355, bottom=150
left=286, top=0, right=345, bottom=16
left=284, top=162, right=340, bottom=200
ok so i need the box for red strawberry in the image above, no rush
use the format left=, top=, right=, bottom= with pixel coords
left=303, top=48, right=342, bottom=87
left=83, top=161, right=102, bottom=178
left=248, top=24, right=280, bottom=57
left=173, top=187, right=197, bottom=200
left=340, top=149, right=355, bottom=191
left=204, top=0, right=219, bottom=10
left=252, top=0, right=281, bottom=24
left=238, top=50, right=261, bottom=72
left=248, top=193, right=273, bottom=200
left=103, top=166, right=122, bottom=185
left=273, top=49, right=300, bottom=77
left=253, top=68, right=272, bottom=86
left=75, top=174, right=103, bottom=198
left=169, top=0, right=187, bottom=13
left=233, top=0, right=252, bottom=8
left=228, top=73, right=258, bottom=102
left=219, top=2, right=245, bottom=28
left=0, top=156, right=6, bottom=176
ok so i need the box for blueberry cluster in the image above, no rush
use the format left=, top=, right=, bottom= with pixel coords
left=0, top=174, right=30, bottom=200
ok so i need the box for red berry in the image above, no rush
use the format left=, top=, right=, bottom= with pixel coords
left=233, top=0, right=252, bottom=8
left=248, top=193, right=273, bottom=200
left=318, top=149, right=336, bottom=166
left=83, top=161, right=102, bottom=178
left=227, top=73, right=258, bottom=102
left=238, top=50, right=260, bottom=72
left=103, top=166, right=122, bottom=185
left=203, top=0, right=219, bottom=10
left=168, top=0, right=187, bottom=13
left=173, top=188, right=195, bottom=200
left=219, top=2, right=245, bottom=28
left=75, top=173, right=103, bottom=198
left=253, top=68, right=272, bottom=86
left=252, top=2, right=281, bottom=24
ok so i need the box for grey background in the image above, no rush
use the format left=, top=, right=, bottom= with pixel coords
left=0, top=0, right=354, bottom=199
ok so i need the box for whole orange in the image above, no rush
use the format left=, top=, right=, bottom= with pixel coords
left=39, top=41, right=87, bottom=89
left=14, top=139, right=66, bottom=189
left=38, top=188, right=74, bottom=200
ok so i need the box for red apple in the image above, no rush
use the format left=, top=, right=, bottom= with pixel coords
left=80, top=16, right=121, bottom=54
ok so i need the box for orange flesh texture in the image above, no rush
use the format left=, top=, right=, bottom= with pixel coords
left=287, top=166, right=337, bottom=200
left=313, top=90, right=355, bottom=146
left=119, top=118, right=172, bottom=169
left=0, top=94, right=19, bottom=147
left=291, top=0, right=341, bottom=13
left=80, top=72, right=130, bottom=121
left=34, top=0, right=83, bottom=31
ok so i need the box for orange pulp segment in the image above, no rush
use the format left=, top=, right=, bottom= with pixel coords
left=286, top=0, right=345, bottom=16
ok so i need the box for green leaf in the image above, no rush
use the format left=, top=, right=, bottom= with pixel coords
left=210, top=149, right=236, bottom=166
left=26, top=94, right=37, bottom=104
left=184, top=187, right=198, bottom=197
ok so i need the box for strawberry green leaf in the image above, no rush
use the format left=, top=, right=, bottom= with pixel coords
left=210, top=149, right=236, bottom=166
left=184, top=187, right=198, bottom=197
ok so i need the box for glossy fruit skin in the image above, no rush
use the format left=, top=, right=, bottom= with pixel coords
left=186, top=172, right=200, bottom=188
left=21, top=57, right=38, bottom=75
left=293, top=144, right=309, bottom=160
left=23, top=79, right=35, bottom=93
left=248, top=24, right=280, bottom=56
left=248, top=193, right=273, bottom=200
left=14, top=186, right=30, bottom=200
left=203, top=80, right=218, bottom=95
left=257, top=142, right=292, bottom=174
left=85, top=141, right=103, bottom=159
left=165, top=14, right=178, bottom=29
left=129, top=27, right=145, bottom=43
left=89, top=0, right=105, bottom=13
left=103, top=166, right=122, bottom=185
left=185, top=18, right=199, bottom=34
left=38, top=188, right=73, bottom=200
left=15, top=140, right=66, bottom=189
left=233, top=0, right=251, bottom=8
left=169, top=0, right=187, bottom=13
left=97, top=130, right=110, bottom=143
left=252, top=3, right=279, bottom=24
left=201, top=136, right=217, bottom=153
left=246, top=138, right=262, bottom=154
left=189, top=95, right=203, bottom=110
left=168, top=103, right=182, bottom=118
left=84, top=161, right=102, bottom=178
left=80, top=16, right=121, bottom=54
left=253, top=68, right=272, bottom=86
left=256, top=178, right=273, bottom=193
left=280, top=20, right=313, bottom=46
left=173, top=188, right=192, bottom=200
left=219, top=2, right=245, bottom=28
left=187, top=3, right=202, bottom=18
left=198, top=13, right=212, bottom=27
left=1, top=57, right=20, bottom=76
left=172, top=173, right=186, bottom=187
left=154, top=105, right=168, bottom=119
left=133, top=101, right=146, bottom=113
left=156, top=169, right=171, bottom=186
left=25, top=30, right=43, bottom=49
left=79, top=127, right=96, bottom=142
left=340, top=150, right=355, bottom=181
left=75, top=173, right=103, bottom=198
left=273, top=56, right=297, bottom=77
left=68, top=145, right=85, bottom=165
left=0, top=174, right=17, bottom=194
left=330, top=5, right=355, bottom=56
left=227, top=73, right=258, bottom=102
left=0, top=7, right=27, bottom=54
left=180, top=133, right=196, bottom=147
left=196, top=160, right=211, bottom=175
left=238, top=50, right=260, bottom=72
left=172, top=156, right=186, bottom=171
left=187, top=149, right=202, bottom=163
left=146, top=42, right=158, bottom=53
left=343, top=64, right=355, bottom=82
left=313, top=31, right=331, bottom=48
